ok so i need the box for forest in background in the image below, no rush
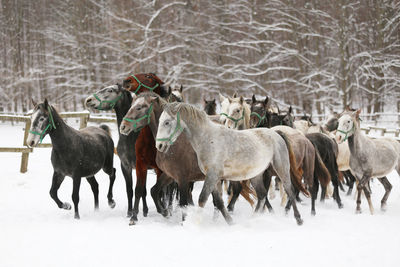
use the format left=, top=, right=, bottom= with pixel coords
left=1, top=0, right=399, bottom=115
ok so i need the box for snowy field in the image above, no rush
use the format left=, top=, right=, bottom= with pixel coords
left=1, top=121, right=400, bottom=267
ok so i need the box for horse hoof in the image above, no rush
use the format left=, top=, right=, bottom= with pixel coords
left=311, top=210, right=316, bottom=216
left=63, top=203, right=71, bottom=210
left=226, top=217, right=234, bottom=226
left=161, top=210, right=169, bottom=218
left=296, top=218, right=304, bottom=226
left=129, top=219, right=136, bottom=226
left=74, top=214, right=80, bottom=220
left=143, top=211, right=148, bottom=217
left=381, top=204, right=387, bottom=212
left=108, top=200, right=116, bottom=209
left=355, top=209, right=362, bottom=214
left=127, top=210, right=133, bottom=218
left=338, top=203, right=344, bottom=209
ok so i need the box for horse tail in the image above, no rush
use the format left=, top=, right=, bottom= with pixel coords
left=99, top=124, right=111, bottom=137
left=276, top=131, right=310, bottom=198
left=239, top=180, right=256, bottom=207
left=313, top=148, right=331, bottom=188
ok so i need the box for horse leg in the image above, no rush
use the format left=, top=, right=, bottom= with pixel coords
left=150, top=173, right=172, bottom=217
left=133, top=160, right=147, bottom=222
left=121, top=163, right=133, bottom=217
left=378, top=177, right=392, bottom=211
left=105, top=167, right=116, bottom=208
left=86, top=176, right=99, bottom=210
left=211, top=188, right=233, bottom=225
left=178, top=181, right=190, bottom=221
left=250, top=175, right=267, bottom=213
left=263, top=169, right=274, bottom=213
left=345, top=170, right=356, bottom=196
left=311, top=177, right=319, bottom=216
left=331, top=174, right=343, bottom=209
left=227, top=181, right=242, bottom=212
left=362, top=186, right=374, bottom=215
left=199, top=171, right=219, bottom=208
left=72, top=177, right=82, bottom=219
left=188, top=182, right=194, bottom=206
left=49, top=172, right=70, bottom=210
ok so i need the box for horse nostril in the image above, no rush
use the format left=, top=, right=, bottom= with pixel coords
left=30, top=141, right=35, bottom=147
left=158, top=144, right=163, bottom=150
left=86, top=99, right=92, bottom=103
left=121, top=125, right=125, bottom=131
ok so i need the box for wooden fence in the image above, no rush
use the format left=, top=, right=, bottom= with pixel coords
left=0, top=111, right=116, bottom=173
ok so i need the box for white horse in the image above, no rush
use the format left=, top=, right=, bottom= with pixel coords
left=336, top=109, right=400, bottom=214
left=155, top=102, right=309, bottom=225
left=219, top=92, right=230, bottom=124
left=222, top=95, right=251, bottom=130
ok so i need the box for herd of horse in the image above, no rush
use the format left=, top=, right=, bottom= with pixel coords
left=25, top=73, right=400, bottom=226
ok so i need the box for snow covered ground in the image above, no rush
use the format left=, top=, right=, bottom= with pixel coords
left=1, top=121, right=400, bottom=267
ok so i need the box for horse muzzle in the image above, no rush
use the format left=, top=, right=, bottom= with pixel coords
left=84, top=96, right=98, bottom=109
left=156, top=141, right=170, bottom=153
left=119, top=122, right=133, bottom=136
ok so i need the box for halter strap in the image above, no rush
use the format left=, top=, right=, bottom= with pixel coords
left=29, top=106, right=57, bottom=144
left=130, top=74, right=159, bottom=95
left=122, top=104, right=153, bottom=132
left=156, top=111, right=182, bottom=145
left=93, top=93, right=122, bottom=110
left=250, top=111, right=266, bottom=127
left=220, top=110, right=245, bottom=128
left=337, top=125, right=355, bottom=142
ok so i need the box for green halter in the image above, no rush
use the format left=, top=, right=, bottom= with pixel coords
left=250, top=111, right=266, bottom=127
left=220, top=110, right=245, bottom=128
left=337, top=125, right=355, bottom=142
left=122, top=104, right=153, bottom=132
left=130, top=75, right=159, bottom=95
left=29, top=106, right=57, bottom=144
left=92, top=93, right=122, bottom=110
left=156, top=111, right=182, bottom=145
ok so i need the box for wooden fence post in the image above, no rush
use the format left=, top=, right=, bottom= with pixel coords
left=21, top=118, right=31, bottom=173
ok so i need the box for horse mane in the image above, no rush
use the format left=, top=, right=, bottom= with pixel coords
left=148, top=73, right=164, bottom=85
left=162, top=102, right=208, bottom=127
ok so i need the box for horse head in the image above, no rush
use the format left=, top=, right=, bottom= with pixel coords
left=204, top=97, right=216, bottom=115
left=249, top=95, right=270, bottom=128
left=27, top=98, right=57, bottom=147
left=223, top=95, right=250, bottom=130
left=335, top=109, right=361, bottom=144
left=85, top=84, right=125, bottom=111
left=122, top=73, right=164, bottom=95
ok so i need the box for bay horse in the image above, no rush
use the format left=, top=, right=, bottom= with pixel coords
left=155, top=102, right=309, bottom=225
left=85, top=82, right=169, bottom=224
left=336, top=109, right=400, bottom=214
left=119, top=92, right=256, bottom=222
left=27, top=99, right=116, bottom=219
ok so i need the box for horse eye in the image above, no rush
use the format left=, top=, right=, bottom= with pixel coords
left=236, top=109, right=240, bottom=113
left=165, top=121, right=170, bottom=126
left=39, top=118, right=44, bottom=122
left=107, top=89, right=113, bottom=93
left=136, top=106, right=141, bottom=111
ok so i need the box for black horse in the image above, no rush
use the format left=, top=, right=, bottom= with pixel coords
left=27, top=99, right=116, bottom=219
left=203, top=98, right=217, bottom=115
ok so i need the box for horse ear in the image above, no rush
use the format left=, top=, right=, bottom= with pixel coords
left=232, top=92, right=237, bottom=98
left=252, top=94, right=256, bottom=103
left=180, top=85, right=183, bottom=93
left=212, top=98, right=216, bottom=104
left=219, top=92, right=225, bottom=103
left=44, top=98, right=49, bottom=109
left=31, top=98, right=37, bottom=108
left=168, top=86, right=172, bottom=96
left=354, top=109, right=361, bottom=117
left=239, top=96, right=244, bottom=104
left=345, top=105, right=351, bottom=111
left=149, top=96, right=158, bottom=104
left=122, top=79, right=130, bottom=89
left=288, top=106, right=293, bottom=114
left=264, top=96, right=269, bottom=107
left=203, top=96, right=207, bottom=103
